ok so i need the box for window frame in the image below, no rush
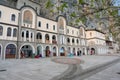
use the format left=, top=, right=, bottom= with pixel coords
left=11, top=14, right=16, bottom=21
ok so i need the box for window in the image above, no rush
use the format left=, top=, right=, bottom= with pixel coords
left=0, top=26, right=3, bottom=35
left=53, top=25, right=55, bottom=30
left=52, top=35, right=56, bottom=40
left=0, top=11, right=1, bottom=18
left=72, top=38, right=74, bottom=43
left=38, top=21, right=41, bottom=27
left=13, top=28, right=17, bottom=37
left=11, top=14, right=16, bottom=21
left=77, top=39, right=79, bottom=43
left=23, top=10, right=33, bottom=24
left=22, top=32, right=24, bottom=37
left=67, top=38, right=70, bottom=43
left=36, top=33, right=42, bottom=39
left=45, top=34, right=49, bottom=40
left=26, top=31, right=29, bottom=38
left=31, top=33, right=33, bottom=38
left=46, top=23, right=49, bottom=29
left=7, top=27, right=11, bottom=36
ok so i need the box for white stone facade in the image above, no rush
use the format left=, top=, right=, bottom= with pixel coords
left=0, top=4, right=88, bottom=59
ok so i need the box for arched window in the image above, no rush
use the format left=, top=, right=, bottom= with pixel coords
left=67, top=38, right=70, bottom=43
left=38, top=21, right=41, bottom=27
left=77, top=39, right=79, bottom=44
left=0, top=11, right=1, bottom=18
left=7, top=27, right=11, bottom=36
left=72, top=38, right=74, bottom=43
left=11, top=14, right=16, bottom=21
left=13, top=28, right=17, bottom=37
left=31, top=33, right=33, bottom=38
left=36, top=33, right=42, bottom=39
left=52, top=35, right=56, bottom=40
left=46, top=23, right=49, bottom=29
left=0, top=26, right=3, bottom=35
left=22, top=32, right=24, bottom=37
left=45, top=34, right=49, bottom=40
left=26, top=31, right=29, bottom=38
left=23, top=10, right=33, bottom=24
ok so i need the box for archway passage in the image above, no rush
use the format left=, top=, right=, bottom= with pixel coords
left=37, top=45, right=42, bottom=57
left=91, top=48, right=95, bottom=55
left=53, top=47, right=57, bottom=56
left=20, top=45, right=33, bottom=58
left=60, top=47, right=65, bottom=56
left=45, top=46, right=50, bottom=57
left=5, top=44, right=16, bottom=58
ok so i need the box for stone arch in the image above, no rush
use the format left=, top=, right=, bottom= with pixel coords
left=90, top=48, right=95, bottom=55
left=21, top=8, right=36, bottom=28
left=19, top=43, right=35, bottom=58
left=5, top=43, right=17, bottom=59
left=37, top=44, right=43, bottom=57
left=52, top=46, right=58, bottom=56
left=45, top=46, right=51, bottom=57
left=60, top=47, right=66, bottom=56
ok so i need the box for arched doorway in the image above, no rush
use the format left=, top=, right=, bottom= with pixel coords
left=37, top=45, right=42, bottom=57
left=20, top=45, right=33, bottom=58
left=45, top=46, right=50, bottom=57
left=5, top=44, right=16, bottom=58
left=60, top=47, right=65, bottom=56
left=53, top=47, right=57, bottom=56
left=91, top=48, right=95, bottom=55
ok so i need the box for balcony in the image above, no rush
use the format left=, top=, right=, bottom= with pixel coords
left=45, top=40, right=50, bottom=44
left=52, top=40, right=57, bottom=44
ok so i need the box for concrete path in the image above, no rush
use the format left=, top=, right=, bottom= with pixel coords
left=0, top=55, right=120, bottom=80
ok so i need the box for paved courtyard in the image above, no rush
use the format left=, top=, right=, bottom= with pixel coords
left=0, top=55, right=120, bottom=80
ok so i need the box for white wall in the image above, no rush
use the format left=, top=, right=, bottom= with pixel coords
left=0, top=5, right=19, bottom=25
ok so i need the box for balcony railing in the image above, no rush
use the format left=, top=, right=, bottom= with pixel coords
left=52, top=40, right=57, bottom=44
left=45, top=40, right=50, bottom=43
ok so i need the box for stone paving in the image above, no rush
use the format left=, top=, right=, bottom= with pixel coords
left=0, top=55, right=120, bottom=80
left=84, top=61, right=120, bottom=80
left=0, top=58, right=68, bottom=80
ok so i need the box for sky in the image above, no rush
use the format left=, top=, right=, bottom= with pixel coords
left=114, top=0, right=120, bottom=6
